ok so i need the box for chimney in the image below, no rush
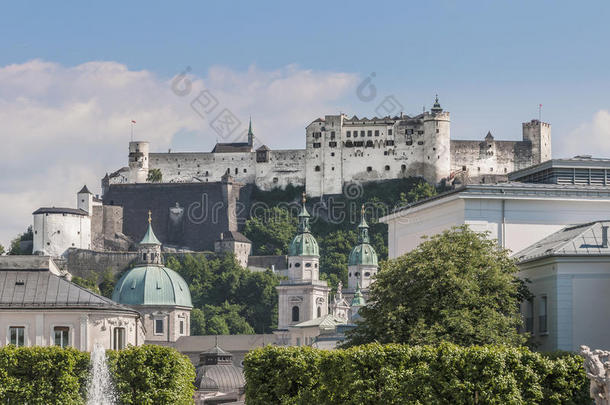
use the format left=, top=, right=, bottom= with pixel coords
left=602, top=225, right=608, bottom=248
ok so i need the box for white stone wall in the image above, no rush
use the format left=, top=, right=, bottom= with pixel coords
left=0, top=310, right=143, bottom=351
left=347, top=263, right=378, bottom=290
left=215, top=240, right=251, bottom=268
left=33, top=213, right=91, bottom=256
left=276, top=283, right=329, bottom=330
left=137, top=306, right=191, bottom=343
left=383, top=194, right=610, bottom=259
left=519, top=258, right=610, bottom=352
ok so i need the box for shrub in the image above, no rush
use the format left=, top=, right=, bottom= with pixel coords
left=107, top=344, right=196, bottom=405
left=0, top=345, right=89, bottom=404
left=244, top=343, right=589, bottom=405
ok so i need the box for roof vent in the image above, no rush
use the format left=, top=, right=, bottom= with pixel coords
left=15, top=280, right=25, bottom=286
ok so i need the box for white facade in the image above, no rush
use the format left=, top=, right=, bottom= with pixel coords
left=381, top=184, right=610, bottom=258
left=33, top=210, right=91, bottom=256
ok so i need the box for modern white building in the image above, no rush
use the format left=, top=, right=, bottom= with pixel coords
left=515, top=221, right=610, bottom=352
left=0, top=256, right=145, bottom=351
left=380, top=183, right=610, bottom=258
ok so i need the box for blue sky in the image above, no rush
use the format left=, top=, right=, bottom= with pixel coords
left=1, top=0, right=610, bottom=246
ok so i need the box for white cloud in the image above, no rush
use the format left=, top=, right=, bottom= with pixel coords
left=558, top=110, right=610, bottom=158
left=0, top=60, right=358, bottom=247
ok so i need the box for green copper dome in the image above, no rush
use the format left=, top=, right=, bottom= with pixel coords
left=288, top=195, right=319, bottom=257
left=112, top=265, right=193, bottom=307
left=348, top=209, right=378, bottom=266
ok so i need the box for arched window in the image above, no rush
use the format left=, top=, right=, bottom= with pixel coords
left=317, top=306, right=322, bottom=318
left=315, top=165, right=321, bottom=172
left=292, top=306, right=300, bottom=322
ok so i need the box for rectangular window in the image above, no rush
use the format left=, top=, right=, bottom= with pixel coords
left=313, top=143, right=321, bottom=148
left=360, top=130, right=365, bottom=137
left=407, top=129, right=413, bottom=135
left=385, top=140, right=395, bottom=146
left=524, top=299, right=534, bottom=333
left=367, top=130, right=372, bottom=137
left=9, top=326, right=25, bottom=347
left=346, top=131, right=351, bottom=137
left=328, top=141, right=337, bottom=147
left=54, top=326, right=70, bottom=348
left=155, top=319, right=164, bottom=335
left=113, top=327, right=125, bottom=350
left=330, top=131, right=335, bottom=139
left=539, top=296, right=548, bottom=333
left=180, top=320, right=184, bottom=335
left=388, top=129, right=393, bottom=135
left=374, top=130, right=379, bottom=136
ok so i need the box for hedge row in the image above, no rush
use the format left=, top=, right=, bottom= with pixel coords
left=0, top=345, right=195, bottom=404
left=244, top=343, right=589, bottom=405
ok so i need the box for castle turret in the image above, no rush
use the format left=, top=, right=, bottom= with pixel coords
left=77, top=185, right=93, bottom=216
left=348, top=206, right=378, bottom=291
left=423, top=95, right=451, bottom=183
left=522, top=119, right=552, bottom=166
left=128, top=141, right=150, bottom=183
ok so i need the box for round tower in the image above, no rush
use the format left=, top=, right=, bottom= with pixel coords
left=423, top=96, right=451, bottom=183
left=347, top=206, right=378, bottom=291
left=128, top=141, right=150, bottom=183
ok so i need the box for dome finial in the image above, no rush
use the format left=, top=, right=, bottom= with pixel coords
left=302, top=192, right=306, bottom=205
left=148, top=210, right=152, bottom=224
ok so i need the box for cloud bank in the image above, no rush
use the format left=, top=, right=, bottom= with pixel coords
left=558, top=110, right=610, bottom=158
left=0, top=60, right=358, bottom=247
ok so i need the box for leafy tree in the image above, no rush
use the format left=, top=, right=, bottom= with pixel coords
left=0, top=244, right=5, bottom=255
left=244, top=207, right=297, bottom=255
left=167, top=253, right=279, bottom=334
left=146, top=168, right=162, bottom=182
left=346, top=226, right=527, bottom=347
left=8, top=226, right=34, bottom=255
left=71, top=275, right=102, bottom=295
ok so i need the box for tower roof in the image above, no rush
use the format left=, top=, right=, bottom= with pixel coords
left=289, top=193, right=319, bottom=257
left=348, top=206, right=378, bottom=266
left=351, top=284, right=366, bottom=307
left=431, top=94, right=443, bottom=114
left=140, top=211, right=161, bottom=245
left=112, top=265, right=192, bottom=307
left=78, top=185, right=92, bottom=195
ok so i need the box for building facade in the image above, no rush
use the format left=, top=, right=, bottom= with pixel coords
left=107, top=100, right=550, bottom=197
left=0, top=256, right=145, bottom=351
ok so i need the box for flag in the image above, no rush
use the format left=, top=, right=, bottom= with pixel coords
left=131, top=120, right=136, bottom=124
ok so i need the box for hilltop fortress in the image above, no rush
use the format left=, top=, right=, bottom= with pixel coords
left=105, top=97, right=551, bottom=197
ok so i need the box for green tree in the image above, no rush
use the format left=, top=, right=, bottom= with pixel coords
left=244, top=207, right=297, bottom=255
left=346, top=226, right=527, bottom=347
left=0, top=244, right=5, bottom=255
left=190, top=308, right=206, bottom=335
left=146, top=168, right=162, bottom=182
left=71, top=275, right=102, bottom=295
left=8, top=226, right=33, bottom=255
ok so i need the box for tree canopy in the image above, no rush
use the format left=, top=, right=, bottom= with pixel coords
left=346, top=226, right=526, bottom=347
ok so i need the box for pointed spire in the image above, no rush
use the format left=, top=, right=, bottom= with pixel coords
left=247, top=116, right=254, bottom=146
left=140, top=210, right=161, bottom=245
left=357, top=204, right=370, bottom=244
left=297, top=192, right=311, bottom=233
left=351, top=282, right=365, bottom=307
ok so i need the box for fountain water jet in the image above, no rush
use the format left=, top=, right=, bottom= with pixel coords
left=86, top=342, right=116, bottom=405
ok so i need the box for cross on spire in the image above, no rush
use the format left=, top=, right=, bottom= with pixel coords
left=148, top=210, right=152, bottom=224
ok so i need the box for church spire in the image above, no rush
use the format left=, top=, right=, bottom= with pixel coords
left=297, top=192, right=311, bottom=233
left=247, top=116, right=254, bottom=146
left=357, top=205, right=370, bottom=244
left=140, top=210, right=161, bottom=246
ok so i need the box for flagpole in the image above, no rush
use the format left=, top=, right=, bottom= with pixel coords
left=131, top=121, right=133, bottom=142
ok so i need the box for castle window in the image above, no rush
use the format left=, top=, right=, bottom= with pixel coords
left=384, top=151, right=387, bottom=156
left=418, top=131, right=424, bottom=135
left=436, top=129, right=439, bottom=133
left=331, top=167, right=335, bottom=171
left=243, top=169, right=247, bottom=173
left=273, top=177, right=278, bottom=183
left=366, top=140, right=374, bottom=147
left=385, top=165, right=390, bottom=171
left=406, top=140, right=413, bottom=145
left=388, top=129, right=393, bottom=135
left=346, top=131, right=351, bottom=137
left=407, top=129, right=413, bottom=135
left=367, top=167, right=372, bottom=172
left=504, top=168, right=507, bottom=173
left=401, top=164, right=406, bottom=171
left=349, top=272, right=352, bottom=277
left=331, top=152, right=335, bottom=157
left=367, top=130, right=372, bottom=137
left=292, top=306, right=300, bottom=322
left=178, top=171, right=181, bottom=175
left=360, top=131, right=365, bottom=137
left=330, top=131, right=336, bottom=139
left=235, top=168, right=238, bottom=175
left=313, top=143, right=321, bottom=148
left=315, top=166, right=321, bottom=172
left=478, top=167, right=481, bottom=171
left=385, top=140, right=394, bottom=146
left=329, top=141, right=337, bottom=147
left=462, top=166, right=467, bottom=171
left=177, top=164, right=180, bottom=168
left=374, top=130, right=379, bottom=136
left=417, top=141, right=424, bottom=145
left=206, top=171, right=209, bottom=176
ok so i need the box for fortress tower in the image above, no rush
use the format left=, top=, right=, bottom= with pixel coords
left=128, top=141, right=149, bottom=183
left=423, top=96, right=451, bottom=183
left=522, top=119, right=552, bottom=166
